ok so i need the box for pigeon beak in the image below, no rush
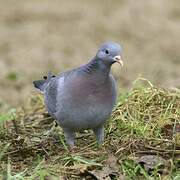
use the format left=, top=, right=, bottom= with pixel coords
left=113, top=55, right=123, bottom=66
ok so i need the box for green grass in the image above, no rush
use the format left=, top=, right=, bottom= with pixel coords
left=0, top=79, right=179, bottom=179
left=6, top=72, right=18, bottom=81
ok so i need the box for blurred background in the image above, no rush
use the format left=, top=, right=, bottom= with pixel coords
left=0, top=0, right=180, bottom=109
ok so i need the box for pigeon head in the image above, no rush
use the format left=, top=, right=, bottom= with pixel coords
left=96, top=42, right=123, bottom=66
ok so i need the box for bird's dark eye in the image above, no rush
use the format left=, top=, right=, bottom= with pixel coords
left=105, top=49, right=109, bottom=54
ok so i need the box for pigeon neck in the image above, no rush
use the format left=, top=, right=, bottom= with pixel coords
left=82, top=57, right=111, bottom=77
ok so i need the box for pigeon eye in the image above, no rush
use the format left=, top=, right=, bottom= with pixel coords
left=105, top=49, right=109, bottom=54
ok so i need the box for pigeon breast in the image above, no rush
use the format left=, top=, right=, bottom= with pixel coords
left=48, top=70, right=117, bottom=130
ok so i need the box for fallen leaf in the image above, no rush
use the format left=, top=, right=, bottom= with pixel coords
left=136, top=155, right=167, bottom=173
left=83, top=154, right=124, bottom=180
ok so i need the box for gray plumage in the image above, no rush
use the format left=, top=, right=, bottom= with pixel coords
left=33, top=42, right=123, bottom=147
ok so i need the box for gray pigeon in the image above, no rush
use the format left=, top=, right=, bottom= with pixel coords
left=33, top=42, right=123, bottom=148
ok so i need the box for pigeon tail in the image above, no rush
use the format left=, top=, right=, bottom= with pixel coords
left=33, top=71, right=56, bottom=93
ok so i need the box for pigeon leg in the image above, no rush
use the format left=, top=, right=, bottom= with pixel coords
left=63, top=129, right=75, bottom=148
left=93, top=125, right=104, bottom=145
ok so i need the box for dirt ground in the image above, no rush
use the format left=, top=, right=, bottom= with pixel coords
left=0, top=0, right=180, bottom=107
